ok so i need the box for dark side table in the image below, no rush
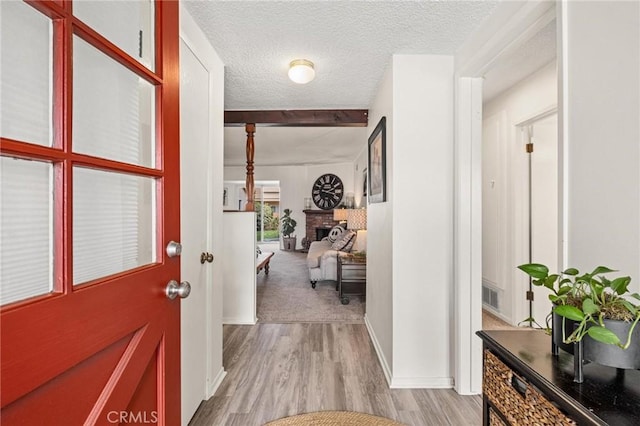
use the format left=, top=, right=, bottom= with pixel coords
left=337, top=255, right=366, bottom=305
left=476, top=329, right=640, bottom=425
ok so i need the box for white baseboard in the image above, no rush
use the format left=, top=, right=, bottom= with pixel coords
left=222, top=317, right=257, bottom=325
left=482, top=306, right=513, bottom=325
left=390, top=376, right=454, bottom=389
left=365, top=315, right=454, bottom=389
left=206, top=367, right=227, bottom=398
left=364, top=314, right=392, bottom=386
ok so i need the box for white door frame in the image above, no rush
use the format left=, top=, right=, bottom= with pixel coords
left=453, top=0, right=559, bottom=395
left=179, top=5, right=227, bottom=422
left=179, top=37, right=212, bottom=424
left=513, top=107, right=559, bottom=327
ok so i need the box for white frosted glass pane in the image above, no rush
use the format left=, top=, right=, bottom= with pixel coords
left=0, top=1, right=52, bottom=146
left=0, top=157, right=53, bottom=305
left=73, top=167, right=155, bottom=285
left=73, top=37, right=155, bottom=167
left=73, top=0, right=155, bottom=70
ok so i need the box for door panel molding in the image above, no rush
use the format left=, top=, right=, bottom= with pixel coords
left=0, top=1, right=181, bottom=423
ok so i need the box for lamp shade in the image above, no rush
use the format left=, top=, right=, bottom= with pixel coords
left=333, top=208, right=348, bottom=222
left=288, top=59, right=315, bottom=84
left=347, top=209, right=367, bottom=230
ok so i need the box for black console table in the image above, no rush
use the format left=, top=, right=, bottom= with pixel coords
left=476, top=329, right=640, bottom=425
left=337, top=255, right=366, bottom=305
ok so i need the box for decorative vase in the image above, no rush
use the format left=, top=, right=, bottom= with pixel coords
left=583, top=319, right=640, bottom=369
left=552, top=311, right=576, bottom=355
left=283, top=237, right=297, bottom=251
left=345, top=193, right=354, bottom=208
left=552, top=311, right=640, bottom=383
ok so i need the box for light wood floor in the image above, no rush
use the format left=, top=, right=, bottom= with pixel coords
left=189, top=323, right=482, bottom=425
left=482, top=309, right=518, bottom=330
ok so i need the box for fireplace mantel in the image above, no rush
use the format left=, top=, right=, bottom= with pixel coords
left=303, top=209, right=335, bottom=215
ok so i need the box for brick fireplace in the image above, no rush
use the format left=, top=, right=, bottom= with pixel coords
left=303, top=209, right=340, bottom=244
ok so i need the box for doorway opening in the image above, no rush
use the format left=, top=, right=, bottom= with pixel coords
left=254, top=184, right=281, bottom=242
left=223, top=180, right=281, bottom=243
left=479, top=15, right=560, bottom=331
left=517, top=110, right=559, bottom=326
left=454, top=4, right=563, bottom=394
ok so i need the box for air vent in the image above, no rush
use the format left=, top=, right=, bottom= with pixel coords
left=482, top=285, right=499, bottom=310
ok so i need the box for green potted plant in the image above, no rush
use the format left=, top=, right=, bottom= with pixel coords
left=518, top=263, right=640, bottom=375
left=281, top=208, right=297, bottom=251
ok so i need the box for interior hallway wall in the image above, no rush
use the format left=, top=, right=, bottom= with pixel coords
left=366, top=55, right=455, bottom=388
left=482, top=60, right=557, bottom=325
left=563, top=1, right=640, bottom=293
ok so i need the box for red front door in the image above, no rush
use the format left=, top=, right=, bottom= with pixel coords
left=1, top=1, right=181, bottom=424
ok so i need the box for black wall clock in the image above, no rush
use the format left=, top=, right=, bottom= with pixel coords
left=312, top=174, right=344, bottom=210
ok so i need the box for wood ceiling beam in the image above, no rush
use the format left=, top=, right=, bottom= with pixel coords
left=224, top=109, right=368, bottom=127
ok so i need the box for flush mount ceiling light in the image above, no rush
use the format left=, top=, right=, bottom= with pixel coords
left=288, top=59, right=315, bottom=84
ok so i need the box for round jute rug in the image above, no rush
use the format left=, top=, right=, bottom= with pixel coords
left=264, top=411, right=405, bottom=426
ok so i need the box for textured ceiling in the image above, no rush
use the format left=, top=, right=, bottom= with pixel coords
left=184, top=1, right=559, bottom=167
left=183, top=0, right=500, bottom=110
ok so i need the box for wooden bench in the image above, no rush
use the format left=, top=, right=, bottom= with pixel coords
left=256, top=251, right=274, bottom=275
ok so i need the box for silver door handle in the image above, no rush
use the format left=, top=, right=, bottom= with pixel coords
left=166, top=241, right=182, bottom=258
left=166, top=280, right=191, bottom=299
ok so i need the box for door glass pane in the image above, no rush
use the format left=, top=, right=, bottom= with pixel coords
left=73, top=0, right=155, bottom=70
left=73, top=168, right=156, bottom=285
left=0, top=157, right=53, bottom=305
left=73, top=36, right=155, bottom=167
left=0, top=1, right=52, bottom=146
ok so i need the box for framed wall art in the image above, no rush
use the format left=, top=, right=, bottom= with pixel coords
left=368, top=117, right=386, bottom=203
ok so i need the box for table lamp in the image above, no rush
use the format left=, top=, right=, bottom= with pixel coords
left=333, top=208, right=349, bottom=227
left=347, top=208, right=367, bottom=252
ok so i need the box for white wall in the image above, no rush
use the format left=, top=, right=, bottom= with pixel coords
left=223, top=182, right=248, bottom=211
left=222, top=212, right=257, bottom=324
left=483, top=62, right=557, bottom=119
left=203, top=29, right=226, bottom=404
left=179, top=3, right=226, bottom=409
left=364, top=63, right=394, bottom=382
left=392, top=55, right=454, bottom=387
left=562, top=1, right=640, bottom=292
left=224, top=163, right=355, bottom=249
left=451, top=1, right=638, bottom=396
left=481, top=61, right=557, bottom=325
left=481, top=111, right=505, bottom=305
left=223, top=183, right=241, bottom=210
left=453, top=0, right=558, bottom=396
left=365, top=55, right=455, bottom=388
left=353, top=145, right=368, bottom=208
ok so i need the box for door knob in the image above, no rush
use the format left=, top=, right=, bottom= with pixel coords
left=200, top=252, right=214, bottom=264
left=166, top=241, right=182, bottom=258
left=165, top=280, right=191, bottom=300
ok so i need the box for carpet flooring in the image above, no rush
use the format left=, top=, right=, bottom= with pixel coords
left=256, top=242, right=365, bottom=323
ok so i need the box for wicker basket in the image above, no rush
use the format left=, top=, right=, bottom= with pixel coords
left=483, top=350, right=576, bottom=425
left=489, top=408, right=508, bottom=426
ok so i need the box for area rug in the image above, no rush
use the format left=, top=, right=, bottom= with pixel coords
left=256, top=243, right=364, bottom=323
left=264, top=411, right=405, bottom=426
